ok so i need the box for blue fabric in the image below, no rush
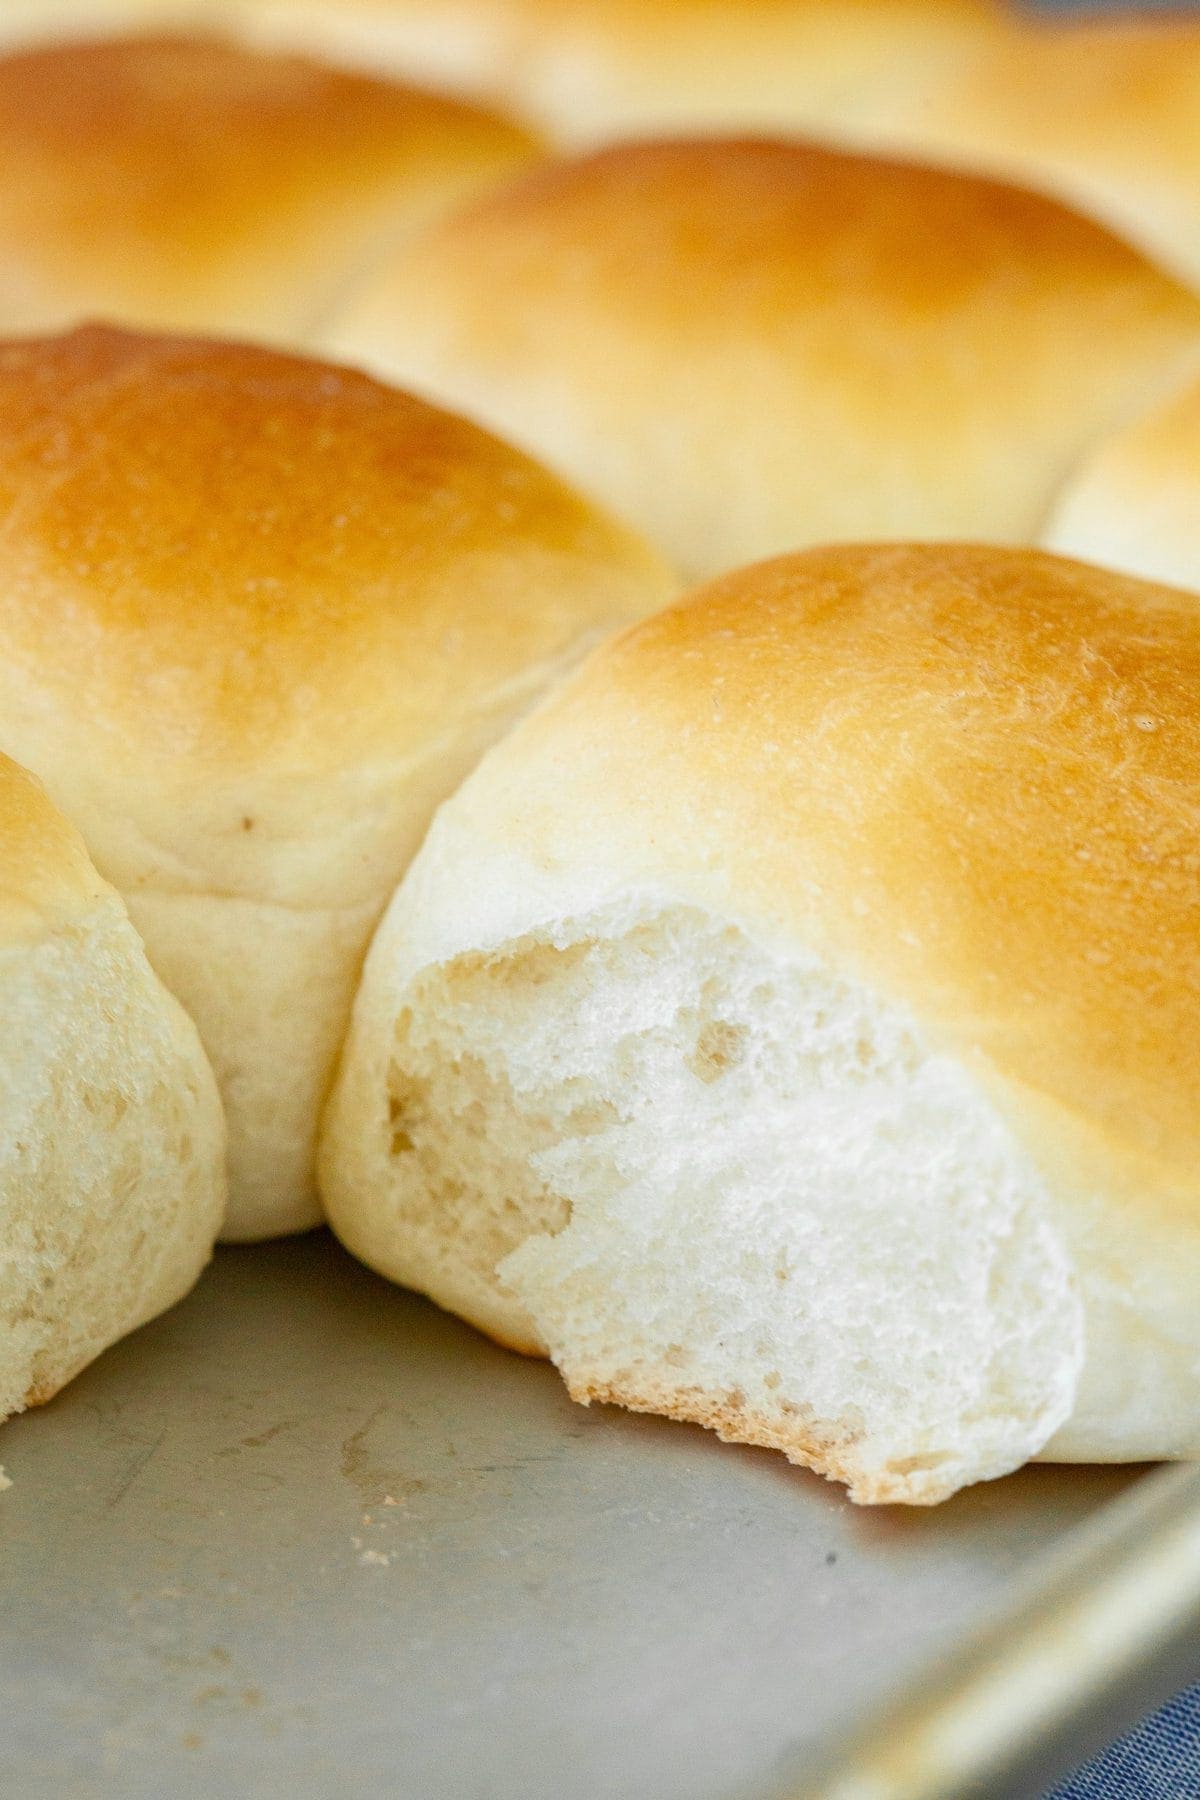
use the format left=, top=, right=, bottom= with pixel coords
left=1047, top=1685, right=1200, bottom=1798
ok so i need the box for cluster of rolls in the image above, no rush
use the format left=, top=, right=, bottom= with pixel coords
left=4, top=2, right=1200, bottom=1506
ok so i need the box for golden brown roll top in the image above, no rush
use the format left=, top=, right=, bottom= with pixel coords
left=322, top=544, right=1200, bottom=1502
left=879, top=16, right=1200, bottom=291
left=324, top=137, right=1200, bottom=580
left=0, top=749, right=224, bottom=1424
left=0, top=324, right=675, bottom=1239
left=225, top=0, right=1014, bottom=146
left=0, top=31, right=540, bottom=340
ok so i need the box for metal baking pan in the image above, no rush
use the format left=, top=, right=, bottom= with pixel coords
left=3, top=1231, right=1199, bottom=1800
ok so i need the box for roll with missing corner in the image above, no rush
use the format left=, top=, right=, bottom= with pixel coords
left=322, top=543, right=1200, bottom=1505
left=324, top=138, right=1200, bottom=581
left=0, top=32, right=539, bottom=340
left=0, top=751, right=224, bottom=1425
left=0, top=325, right=674, bottom=1242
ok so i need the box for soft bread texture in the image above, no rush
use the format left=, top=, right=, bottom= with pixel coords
left=322, top=543, right=1200, bottom=1505
left=0, top=33, right=539, bottom=341
left=226, top=0, right=1013, bottom=146
left=1044, top=373, right=1200, bottom=595
left=880, top=16, right=1200, bottom=291
left=324, top=138, right=1200, bottom=581
left=0, top=325, right=674, bottom=1241
left=0, top=751, right=224, bottom=1422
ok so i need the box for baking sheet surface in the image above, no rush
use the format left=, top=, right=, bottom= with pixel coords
left=0, top=1233, right=1144, bottom=1800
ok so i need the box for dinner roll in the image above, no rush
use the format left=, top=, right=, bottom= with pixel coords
left=322, top=543, right=1200, bottom=1505
left=227, top=0, right=1013, bottom=147
left=1044, top=373, right=1200, bottom=594
left=0, top=33, right=539, bottom=340
left=880, top=15, right=1200, bottom=290
left=0, top=325, right=673, bottom=1242
left=0, top=750, right=224, bottom=1425
left=324, top=139, right=1200, bottom=581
